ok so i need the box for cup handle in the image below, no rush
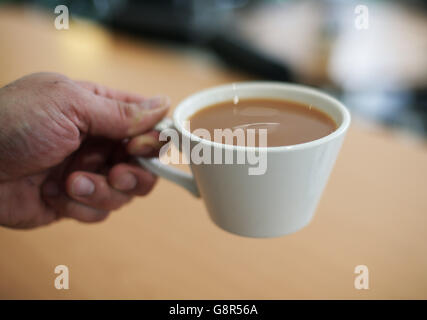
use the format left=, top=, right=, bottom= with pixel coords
left=135, top=118, right=200, bottom=198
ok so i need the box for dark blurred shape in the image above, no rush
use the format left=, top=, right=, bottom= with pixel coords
left=106, top=0, right=294, bottom=82
left=27, top=0, right=295, bottom=82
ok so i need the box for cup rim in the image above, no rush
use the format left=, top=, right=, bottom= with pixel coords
left=173, top=81, right=351, bottom=153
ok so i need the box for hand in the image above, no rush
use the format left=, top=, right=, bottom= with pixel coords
left=0, top=72, right=169, bottom=229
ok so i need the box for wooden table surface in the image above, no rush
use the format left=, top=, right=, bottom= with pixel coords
left=0, top=5, right=426, bottom=299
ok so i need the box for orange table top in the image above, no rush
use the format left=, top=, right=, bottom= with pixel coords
left=0, top=5, right=426, bottom=299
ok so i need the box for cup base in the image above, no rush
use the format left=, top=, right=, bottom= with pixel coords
left=209, top=216, right=313, bottom=239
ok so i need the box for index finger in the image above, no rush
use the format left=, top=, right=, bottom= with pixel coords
left=75, top=80, right=145, bottom=103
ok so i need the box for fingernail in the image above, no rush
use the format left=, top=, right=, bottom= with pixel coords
left=42, top=181, right=59, bottom=197
left=113, top=173, right=137, bottom=191
left=140, top=95, right=170, bottom=110
left=72, top=176, right=95, bottom=197
left=128, top=135, right=161, bottom=155
left=128, top=96, right=170, bottom=136
left=132, top=96, right=170, bottom=122
left=136, top=145, right=154, bottom=155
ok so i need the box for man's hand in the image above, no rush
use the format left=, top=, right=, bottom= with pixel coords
left=0, top=72, right=169, bottom=229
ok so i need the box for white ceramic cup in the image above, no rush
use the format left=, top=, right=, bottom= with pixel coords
left=138, top=82, right=351, bottom=238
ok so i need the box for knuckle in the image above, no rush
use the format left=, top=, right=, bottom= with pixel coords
left=41, top=76, right=78, bottom=103
left=114, top=101, right=135, bottom=134
left=44, top=74, right=72, bottom=90
left=117, top=101, right=135, bottom=120
left=93, top=180, right=128, bottom=210
left=92, top=83, right=106, bottom=96
left=135, top=178, right=156, bottom=196
left=94, top=180, right=112, bottom=204
left=85, top=211, right=110, bottom=223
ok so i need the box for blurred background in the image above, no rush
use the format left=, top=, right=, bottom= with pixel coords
left=1, top=0, right=427, bottom=300
left=2, top=0, right=427, bottom=137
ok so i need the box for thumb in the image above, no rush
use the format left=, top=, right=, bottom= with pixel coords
left=78, top=95, right=169, bottom=139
